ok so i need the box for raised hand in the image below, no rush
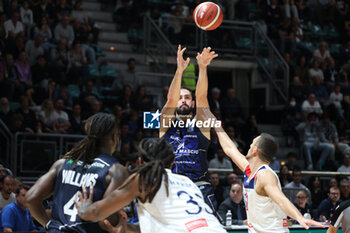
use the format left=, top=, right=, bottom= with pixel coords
left=297, top=216, right=325, bottom=230
left=74, top=185, right=94, bottom=220
left=177, top=45, right=190, bottom=72
left=196, top=47, right=218, bottom=69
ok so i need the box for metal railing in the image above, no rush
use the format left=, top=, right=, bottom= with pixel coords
left=143, top=15, right=289, bottom=106
left=13, top=132, right=85, bottom=178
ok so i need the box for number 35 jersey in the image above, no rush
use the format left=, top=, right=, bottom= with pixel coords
left=48, top=154, right=119, bottom=233
left=137, top=169, right=225, bottom=233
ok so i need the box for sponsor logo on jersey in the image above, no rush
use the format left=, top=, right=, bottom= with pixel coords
left=175, top=143, right=199, bottom=154
left=185, top=219, right=208, bottom=232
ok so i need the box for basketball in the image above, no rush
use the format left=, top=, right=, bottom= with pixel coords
left=193, top=2, right=224, bottom=31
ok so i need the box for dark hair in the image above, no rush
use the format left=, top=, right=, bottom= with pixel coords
left=0, top=174, right=14, bottom=183
left=292, top=166, right=302, bottom=176
left=64, top=113, right=118, bottom=166
left=15, top=184, right=30, bottom=194
left=255, top=133, right=278, bottom=162
left=120, top=138, right=174, bottom=203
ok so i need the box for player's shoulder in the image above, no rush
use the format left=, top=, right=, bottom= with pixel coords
left=109, top=163, right=129, bottom=179
left=256, top=166, right=278, bottom=183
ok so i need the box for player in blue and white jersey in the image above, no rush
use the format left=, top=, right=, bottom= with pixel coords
left=160, top=45, right=218, bottom=212
left=25, top=113, right=129, bottom=233
left=75, top=138, right=226, bottom=233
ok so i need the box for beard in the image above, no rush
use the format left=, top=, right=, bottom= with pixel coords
left=175, top=104, right=194, bottom=116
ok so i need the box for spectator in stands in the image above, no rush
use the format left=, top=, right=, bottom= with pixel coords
left=218, top=183, right=247, bottom=225
left=226, top=125, right=245, bottom=153
left=242, top=114, right=261, bottom=145
left=221, top=88, right=243, bottom=124
left=321, top=114, right=349, bottom=163
left=53, top=83, right=72, bottom=110
left=33, top=16, right=54, bottom=54
left=133, top=85, right=152, bottom=111
left=25, top=34, right=45, bottom=64
left=127, top=110, right=139, bottom=135
left=79, top=80, right=98, bottom=112
left=270, top=156, right=281, bottom=171
left=278, top=19, right=296, bottom=56
left=20, top=1, right=33, bottom=38
left=117, top=84, right=134, bottom=112
left=4, top=12, right=24, bottom=39
left=308, top=176, right=325, bottom=209
left=313, top=42, right=332, bottom=63
left=292, top=18, right=313, bottom=58
left=33, top=0, right=54, bottom=25
left=309, top=76, right=329, bottom=106
left=0, top=175, right=15, bottom=211
left=318, top=186, right=342, bottom=221
left=328, top=178, right=339, bottom=190
left=279, top=165, right=293, bottom=187
left=5, top=35, right=24, bottom=60
left=69, top=41, right=89, bottom=85
left=295, top=55, right=311, bottom=86
left=53, top=98, right=70, bottom=133
left=284, top=167, right=311, bottom=203
left=301, top=93, right=323, bottom=119
left=338, top=154, right=350, bottom=177
left=296, top=112, right=332, bottom=170
left=340, top=179, right=350, bottom=200
left=16, top=96, right=36, bottom=132
left=55, top=0, right=73, bottom=22
left=31, top=55, right=51, bottom=86
left=0, top=184, right=36, bottom=232
left=329, top=84, right=344, bottom=119
left=54, top=16, right=74, bottom=48
left=39, top=99, right=55, bottom=132
left=209, top=146, right=233, bottom=179
left=210, top=172, right=224, bottom=207
left=290, top=76, right=307, bottom=106
left=14, top=51, right=32, bottom=87
left=293, top=189, right=314, bottom=219
left=286, top=152, right=298, bottom=170
left=50, top=38, right=69, bottom=81
left=8, top=113, right=25, bottom=133
left=265, top=0, right=282, bottom=39
left=167, top=6, right=186, bottom=44
left=4, top=0, right=20, bottom=19
left=33, top=79, right=56, bottom=106
left=0, top=97, right=12, bottom=125
left=323, top=58, right=339, bottom=91
left=209, top=87, right=221, bottom=112
left=154, top=85, right=168, bottom=109
left=309, top=60, right=324, bottom=81
left=119, top=123, right=133, bottom=147
left=83, top=99, right=102, bottom=119
left=112, top=58, right=138, bottom=92
left=73, top=18, right=96, bottom=65
left=68, top=103, right=82, bottom=134
left=3, top=54, right=24, bottom=101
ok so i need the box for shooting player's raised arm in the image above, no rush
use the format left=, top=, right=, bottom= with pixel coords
left=160, top=45, right=190, bottom=138
left=195, top=47, right=218, bottom=139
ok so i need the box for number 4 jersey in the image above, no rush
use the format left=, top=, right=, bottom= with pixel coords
left=137, top=169, right=225, bottom=233
left=48, top=154, right=119, bottom=233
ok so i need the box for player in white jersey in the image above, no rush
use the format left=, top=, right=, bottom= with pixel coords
left=201, top=109, right=324, bottom=233
left=74, top=138, right=226, bottom=233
